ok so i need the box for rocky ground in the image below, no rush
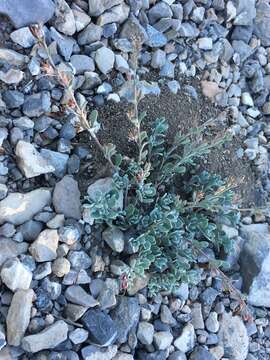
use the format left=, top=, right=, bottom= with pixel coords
left=0, top=0, right=270, bottom=359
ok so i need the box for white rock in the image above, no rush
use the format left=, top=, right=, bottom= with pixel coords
left=0, top=69, right=24, bottom=84
left=88, top=0, right=123, bottom=16
left=198, top=37, right=213, bottom=50
left=154, top=331, right=173, bottom=350
left=6, top=289, right=35, bottom=346
left=54, top=0, right=76, bottom=35
left=0, top=189, right=51, bottom=225
left=1, top=258, right=32, bottom=291
left=97, top=3, right=130, bottom=26
left=95, top=47, right=115, bottom=75
left=29, top=229, right=59, bottom=262
left=219, top=312, right=248, bottom=360
left=10, top=27, right=36, bottom=48
left=22, top=320, right=69, bottom=353
left=174, top=323, right=195, bottom=353
left=241, top=92, right=254, bottom=107
left=115, top=54, right=129, bottom=73
left=103, top=227, right=125, bottom=253
left=137, top=322, right=154, bottom=345
left=0, top=49, right=27, bottom=66
left=107, top=93, right=120, bottom=102
left=81, top=344, right=118, bottom=360
left=15, top=141, right=55, bottom=178
left=73, top=7, right=91, bottom=32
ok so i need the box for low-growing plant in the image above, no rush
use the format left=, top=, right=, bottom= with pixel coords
left=32, top=25, right=239, bottom=297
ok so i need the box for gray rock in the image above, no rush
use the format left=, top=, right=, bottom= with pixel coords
left=0, top=184, right=7, bottom=200
left=81, top=345, right=118, bottom=360
left=69, top=328, right=89, bottom=344
left=95, top=47, right=115, bottom=75
left=15, top=141, right=55, bottom=178
left=1, top=258, right=32, bottom=291
left=179, top=22, right=199, bottom=38
left=88, top=0, right=123, bottom=16
left=73, top=6, right=91, bottom=32
left=234, top=0, right=256, bottom=26
left=103, top=227, right=125, bottom=253
left=205, top=312, right=219, bottom=333
left=52, top=257, right=70, bottom=277
left=23, top=92, right=51, bottom=117
left=59, top=226, right=81, bottom=246
left=218, top=312, right=248, bottom=360
left=191, top=7, right=205, bottom=23
left=54, top=0, right=76, bottom=36
left=120, top=15, right=148, bottom=44
left=0, top=69, right=24, bottom=84
left=78, top=23, right=103, bottom=45
left=29, top=229, right=59, bottom=262
left=191, top=303, right=204, bottom=330
left=50, top=27, right=76, bottom=61
left=71, top=55, right=95, bottom=74
left=138, top=351, right=167, bottom=360
left=10, top=27, right=36, bottom=48
left=174, top=324, right=195, bottom=353
left=65, top=285, right=98, bottom=307
left=22, top=320, right=69, bottom=353
left=0, top=0, right=55, bottom=28
left=148, top=2, right=172, bottom=24
left=2, top=90, right=24, bottom=108
left=6, top=289, right=34, bottom=346
left=151, top=49, right=166, bottom=69
left=40, top=149, right=69, bottom=177
left=169, top=352, right=187, bottom=360
left=111, top=297, right=140, bottom=344
left=137, top=322, right=154, bottom=345
left=254, top=2, right=270, bottom=46
left=0, top=238, right=27, bottom=266
left=200, top=288, right=219, bottom=307
left=53, top=176, right=81, bottom=220
left=97, top=3, right=130, bottom=26
left=190, top=347, right=215, bottom=360
left=18, top=220, right=43, bottom=242
left=146, top=25, right=167, bottom=48
left=239, top=224, right=270, bottom=307
left=82, top=309, right=118, bottom=346
left=0, top=189, right=51, bottom=225
left=154, top=331, right=173, bottom=350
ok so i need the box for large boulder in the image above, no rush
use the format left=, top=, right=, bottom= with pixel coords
left=240, top=223, right=270, bottom=307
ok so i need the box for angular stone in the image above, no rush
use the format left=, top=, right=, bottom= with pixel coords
left=110, top=297, right=140, bottom=344
left=0, top=0, right=55, bottom=28
left=154, top=331, right=173, bottom=350
left=77, top=23, right=103, bottom=45
left=53, top=176, right=81, bottom=220
left=82, top=309, right=118, bottom=346
left=137, top=322, right=154, bottom=345
left=81, top=345, right=118, bottom=360
left=0, top=69, right=24, bottom=84
left=29, top=229, right=59, bottom=262
left=95, top=47, right=115, bottom=75
left=120, top=15, right=148, bottom=44
left=234, top=0, right=256, bottom=26
left=0, top=49, right=27, bottom=66
left=254, top=2, right=270, bottom=47
left=71, top=55, right=95, bottom=74
left=65, top=303, right=88, bottom=321
left=97, top=3, right=130, bottom=26
left=146, top=25, right=167, bottom=48
left=1, top=258, right=32, bottom=291
left=10, top=27, right=36, bottom=48
left=22, top=320, right=69, bottom=353
left=54, top=0, right=76, bottom=36
left=103, top=227, right=125, bottom=253
left=0, top=238, right=27, bottom=266
left=6, top=289, right=34, bottom=346
left=23, top=92, right=51, bottom=118
left=65, top=285, right=98, bottom=307
left=88, top=0, right=123, bottom=16
left=15, top=141, right=55, bottom=178
left=190, top=347, right=215, bottom=360
left=40, top=149, right=69, bottom=178
left=0, top=189, right=51, bottom=225
left=174, top=324, right=195, bottom=353
left=73, top=7, right=91, bottom=32
left=218, top=312, right=248, bottom=360
left=191, top=303, right=204, bottom=330
left=240, top=224, right=270, bottom=307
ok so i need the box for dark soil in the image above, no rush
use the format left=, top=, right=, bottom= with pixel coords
left=76, top=81, right=257, bottom=207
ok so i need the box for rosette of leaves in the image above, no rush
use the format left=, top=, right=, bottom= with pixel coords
left=84, top=111, right=237, bottom=296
